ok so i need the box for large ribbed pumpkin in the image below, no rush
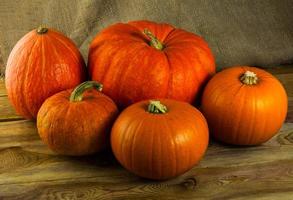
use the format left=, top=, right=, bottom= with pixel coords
left=88, top=20, right=215, bottom=108
left=5, top=26, right=86, bottom=119
left=201, top=66, right=288, bottom=145
left=111, top=99, right=209, bottom=180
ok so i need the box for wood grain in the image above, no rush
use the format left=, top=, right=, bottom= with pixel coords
left=0, top=80, right=23, bottom=121
left=0, top=80, right=23, bottom=122
left=0, top=66, right=292, bottom=199
left=0, top=120, right=292, bottom=200
left=0, top=79, right=6, bottom=96
left=0, top=96, right=23, bottom=122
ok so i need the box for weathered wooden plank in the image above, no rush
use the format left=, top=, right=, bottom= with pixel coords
left=0, top=121, right=292, bottom=199
left=0, top=120, right=292, bottom=168
left=0, top=120, right=47, bottom=154
left=0, top=80, right=23, bottom=121
left=0, top=159, right=292, bottom=200
left=0, top=96, right=23, bottom=122
left=0, top=79, right=6, bottom=96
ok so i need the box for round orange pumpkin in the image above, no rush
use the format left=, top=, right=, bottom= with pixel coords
left=37, top=81, right=118, bottom=156
left=111, top=99, right=209, bottom=180
left=5, top=26, right=86, bottom=119
left=88, top=20, right=215, bottom=108
left=201, top=66, right=288, bottom=145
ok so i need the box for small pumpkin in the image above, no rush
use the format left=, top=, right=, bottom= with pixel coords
left=201, top=66, right=288, bottom=145
left=88, top=20, right=215, bottom=108
left=111, top=99, right=209, bottom=180
left=5, top=26, right=86, bottom=119
left=37, top=81, right=118, bottom=156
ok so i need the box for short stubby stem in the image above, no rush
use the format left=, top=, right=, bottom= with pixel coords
left=148, top=100, right=168, bottom=114
left=240, top=71, right=258, bottom=85
left=70, top=81, right=103, bottom=102
left=143, top=29, right=164, bottom=50
left=36, top=25, right=48, bottom=34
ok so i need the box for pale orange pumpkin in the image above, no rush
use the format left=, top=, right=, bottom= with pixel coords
left=201, top=66, right=288, bottom=145
left=5, top=26, right=86, bottom=119
left=111, top=99, right=209, bottom=180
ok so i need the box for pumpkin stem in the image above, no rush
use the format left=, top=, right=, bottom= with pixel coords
left=143, top=29, right=164, bottom=50
left=36, top=25, right=48, bottom=34
left=148, top=100, right=168, bottom=114
left=70, top=81, right=103, bottom=102
left=240, top=71, right=258, bottom=85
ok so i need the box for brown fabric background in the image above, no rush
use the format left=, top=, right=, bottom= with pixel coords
left=1, top=0, right=293, bottom=76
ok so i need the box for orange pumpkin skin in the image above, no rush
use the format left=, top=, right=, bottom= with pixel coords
left=88, top=20, right=215, bottom=108
left=201, top=66, right=288, bottom=145
left=37, top=82, right=118, bottom=156
left=5, top=27, right=86, bottom=119
left=111, top=99, right=209, bottom=180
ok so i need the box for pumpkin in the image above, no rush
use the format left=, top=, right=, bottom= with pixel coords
left=5, top=26, right=86, bottom=119
left=88, top=20, right=215, bottom=108
left=201, top=66, right=288, bottom=145
left=37, top=81, right=118, bottom=156
left=111, top=99, right=209, bottom=180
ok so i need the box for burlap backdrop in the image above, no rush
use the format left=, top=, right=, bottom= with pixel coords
left=1, top=0, right=293, bottom=76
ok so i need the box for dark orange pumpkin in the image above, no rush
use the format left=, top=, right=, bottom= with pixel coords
left=5, top=26, right=86, bottom=119
left=201, top=66, right=288, bottom=145
left=88, top=20, right=215, bottom=108
left=111, top=99, right=209, bottom=180
left=37, top=81, right=118, bottom=156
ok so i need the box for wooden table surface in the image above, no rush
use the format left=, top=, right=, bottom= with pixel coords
left=0, top=66, right=292, bottom=200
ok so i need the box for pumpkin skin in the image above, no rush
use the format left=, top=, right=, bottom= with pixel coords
left=201, top=66, right=288, bottom=145
left=37, top=81, right=119, bottom=156
left=5, top=26, right=86, bottom=119
left=111, top=99, right=209, bottom=180
left=88, top=20, right=215, bottom=108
